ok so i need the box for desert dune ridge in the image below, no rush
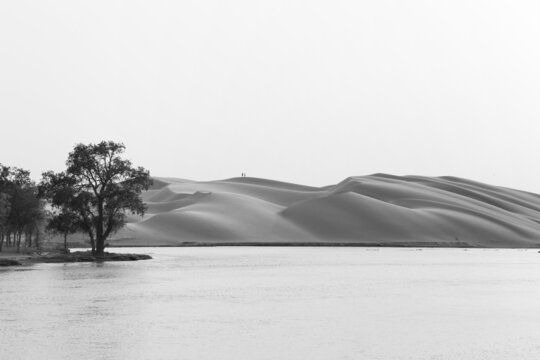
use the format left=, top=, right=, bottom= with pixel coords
left=113, top=174, right=540, bottom=248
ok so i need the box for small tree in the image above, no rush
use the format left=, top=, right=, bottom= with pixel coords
left=8, top=185, right=43, bottom=251
left=39, top=141, right=151, bottom=256
left=0, top=164, right=9, bottom=251
left=0, top=192, right=9, bottom=252
left=0, top=165, right=44, bottom=252
left=47, top=210, right=80, bottom=252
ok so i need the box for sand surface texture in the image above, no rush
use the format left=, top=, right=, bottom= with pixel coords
left=112, top=175, right=540, bottom=248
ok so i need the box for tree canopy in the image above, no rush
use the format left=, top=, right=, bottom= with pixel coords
left=39, top=141, right=151, bottom=256
left=46, top=209, right=81, bottom=252
left=0, top=164, right=44, bottom=252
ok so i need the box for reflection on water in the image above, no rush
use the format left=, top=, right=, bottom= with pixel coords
left=1, top=247, right=540, bottom=360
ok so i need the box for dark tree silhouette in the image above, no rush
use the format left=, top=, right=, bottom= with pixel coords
left=39, top=141, right=151, bottom=256
left=8, top=184, right=43, bottom=251
left=0, top=164, right=10, bottom=251
left=0, top=165, right=44, bottom=252
left=47, top=210, right=80, bottom=252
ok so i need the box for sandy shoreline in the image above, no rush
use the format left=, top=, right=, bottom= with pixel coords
left=109, top=241, right=481, bottom=248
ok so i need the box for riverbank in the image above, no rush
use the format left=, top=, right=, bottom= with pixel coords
left=110, top=241, right=481, bottom=248
left=0, top=250, right=152, bottom=266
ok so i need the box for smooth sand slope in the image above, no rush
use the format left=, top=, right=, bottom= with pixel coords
left=112, top=174, right=540, bottom=248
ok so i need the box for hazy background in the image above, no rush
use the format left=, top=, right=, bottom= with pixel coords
left=1, top=1, right=539, bottom=191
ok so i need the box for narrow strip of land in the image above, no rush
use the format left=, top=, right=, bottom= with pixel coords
left=0, top=251, right=151, bottom=266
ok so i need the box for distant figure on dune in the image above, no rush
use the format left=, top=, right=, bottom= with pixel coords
left=241, top=172, right=246, bottom=178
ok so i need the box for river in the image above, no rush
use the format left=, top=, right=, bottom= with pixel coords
left=1, top=247, right=540, bottom=359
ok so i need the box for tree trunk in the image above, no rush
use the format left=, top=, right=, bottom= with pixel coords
left=0, top=232, right=4, bottom=252
left=95, top=234, right=105, bottom=257
left=34, top=228, right=40, bottom=249
left=95, top=199, right=105, bottom=256
left=64, top=233, right=68, bottom=253
left=16, top=232, right=22, bottom=253
left=90, top=236, right=96, bottom=255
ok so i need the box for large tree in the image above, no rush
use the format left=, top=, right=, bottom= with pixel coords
left=39, top=141, right=151, bottom=256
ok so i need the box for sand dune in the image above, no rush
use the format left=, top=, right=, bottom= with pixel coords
left=112, top=175, right=540, bottom=248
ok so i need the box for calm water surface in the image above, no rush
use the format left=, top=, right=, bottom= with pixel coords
left=1, top=247, right=540, bottom=360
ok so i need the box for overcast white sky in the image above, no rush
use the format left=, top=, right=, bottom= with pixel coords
left=1, top=1, right=540, bottom=191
